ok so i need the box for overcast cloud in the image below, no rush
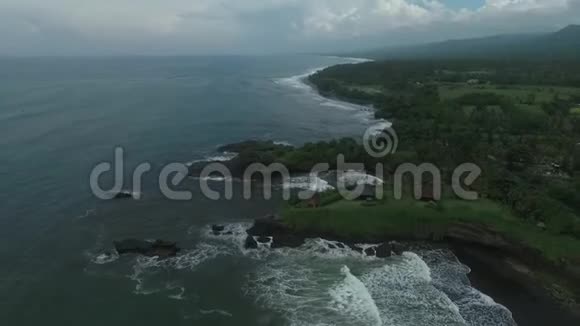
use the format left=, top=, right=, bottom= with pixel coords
left=0, top=0, right=578, bottom=55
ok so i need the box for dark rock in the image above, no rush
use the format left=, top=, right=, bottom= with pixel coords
left=113, top=191, right=133, bottom=199
left=245, top=235, right=258, bottom=249
left=247, top=215, right=288, bottom=237
left=189, top=141, right=294, bottom=178
left=445, top=222, right=512, bottom=249
left=336, top=242, right=346, bottom=249
left=114, top=239, right=179, bottom=258
left=271, top=235, right=305, bottom=249
left=212, top=225, right=225, bottom=233
left=390, top=242, right=405, bottom=255
left=257, top=236, right=272, bottom=244
left=328, top=243, right=338, bottom=249
left=375, top=243, right=392, bottom=258
left=364, top=247, right=376, bottom=257
left=211, top=225, right=226, bottom=235
left=114, top=239, right=149, bottom=254
left=348, top=244, right=364, bottom=254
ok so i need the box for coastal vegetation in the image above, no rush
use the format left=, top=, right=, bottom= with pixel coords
left=198, top=59, right=580, bottom=266
left=305, top=59, right=580, bottom=250
left=192, top=58, right=580, bottom=308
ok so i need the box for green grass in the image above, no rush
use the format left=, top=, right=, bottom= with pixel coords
left=571, top=107, right=580, bottom=115
left=439, top=83, right=580, bottom=105
left=345, top=84, right=385, bottom=95
left=283, top=198, right=580, bottom=261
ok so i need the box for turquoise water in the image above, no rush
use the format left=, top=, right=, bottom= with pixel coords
left=0, top=55, right=515, bottom=325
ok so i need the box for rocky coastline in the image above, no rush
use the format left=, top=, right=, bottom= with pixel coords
left=223, top=214, right=580, bottom=324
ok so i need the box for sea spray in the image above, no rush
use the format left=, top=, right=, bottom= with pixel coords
left=329, top=266, right=383, bottom=326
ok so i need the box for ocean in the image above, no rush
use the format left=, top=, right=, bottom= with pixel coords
left=0, top=55, right=515, bottom=325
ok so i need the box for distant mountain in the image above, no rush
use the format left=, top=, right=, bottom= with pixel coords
left=360, top=25, right=580, bottom=60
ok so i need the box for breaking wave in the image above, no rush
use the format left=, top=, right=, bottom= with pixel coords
left=329, top=266, right=383, bottom=326
left=283, top=175, right=335, bottom=192
left=273, top=57, right=378, bottom=122
left=91, top=221, right=515, bottom=326
left=129, top=243, right=223, bottom=296
left=186, top=152, right=238, bottom=166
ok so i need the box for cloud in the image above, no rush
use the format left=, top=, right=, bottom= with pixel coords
left=0, top=0, right=578, bottom=55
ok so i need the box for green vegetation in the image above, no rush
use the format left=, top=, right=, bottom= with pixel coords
left=297, top=59, right=580, bottom=262
left=216, top=59, right=580, bottom=263
left=283, top=197, right=580, bottom=261
left=439, top=83, right=580, bottom=105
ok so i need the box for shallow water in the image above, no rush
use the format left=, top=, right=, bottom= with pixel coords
left=0, top=55, right=515, bottom=325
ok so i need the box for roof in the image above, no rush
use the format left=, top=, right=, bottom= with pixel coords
left=359, top=185, right=379, bottom=199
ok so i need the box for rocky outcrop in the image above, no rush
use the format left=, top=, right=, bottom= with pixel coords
left=443, top=222, right=550, bottom=268
left=364, top=247, right=376, bottom=257
left=113, top=191, right=134, bottom=199
left=189, top=141, right=295, bottom=178
left=244, top=235, right=258, bottom=249
left=375, top=243, right=392, bottom=258
left=244, top=215, right=408, bottom=257
left=114, top=239, right=180, bottom=258
left=211, top=224, right=225, bottom=235
left=444, top=222, right=512, bottom=248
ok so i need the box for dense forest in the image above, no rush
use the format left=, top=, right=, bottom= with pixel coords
left=308, top=59, right=580, bottom=239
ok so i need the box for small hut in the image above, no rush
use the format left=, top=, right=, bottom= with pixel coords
left=307, top=193, right=321, bottom=208
left=357, top=185, right=379, bottom=201
left=419, top=183, right=439, bottom=202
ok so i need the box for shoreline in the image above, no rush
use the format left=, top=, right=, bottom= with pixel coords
left=276, top=58, right=580, bottom=324
left=452, top=245, right=580, bottom=326
left=190, top=58, right=579, bottom=324
left=278, top=56, right=377, bottom=115
left=242, top=215, right=580, bottom=325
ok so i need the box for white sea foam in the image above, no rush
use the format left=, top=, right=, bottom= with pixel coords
left=339, top=170, right=384, bottom=186
left=281, top=239, right=372, bottom=260
left=119, top=220, right=515, bottom=326
left=274, top=67, right=325, bottom=90
left=186, top=152, right=238, bottom=166
left=366, top=121, right=394, bottom=135
left=84, top=224, right=121, bottom=266
left=92, top=252, right=119, bottom=265
left=192, top=176, right=234, bottom=182
left=203, top=222, right=253, bottom=253
left=359, top=252, right=467, bottom=326
left=326, top=56, right=374, bottom=64
left=166, top=283, right=186, bottom=300
left=274, top=140, right=294, bottom=147
left=283, top=176, right=335, bottom=192
left=274, top=58, right=377, bottom=122
left=418, top=249, right=517, bottom=326
left=200, top=309, right=233, bottom=317
left=319, top=99, right=373, bottom=112
left=329, top=266, right=383, bottom=326
left=129, top=243, right=223, bottom=295
left=76, top=208, right=96, bottom=219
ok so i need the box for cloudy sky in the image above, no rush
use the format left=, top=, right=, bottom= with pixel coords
left=0, top=0, right=579, bottom=55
